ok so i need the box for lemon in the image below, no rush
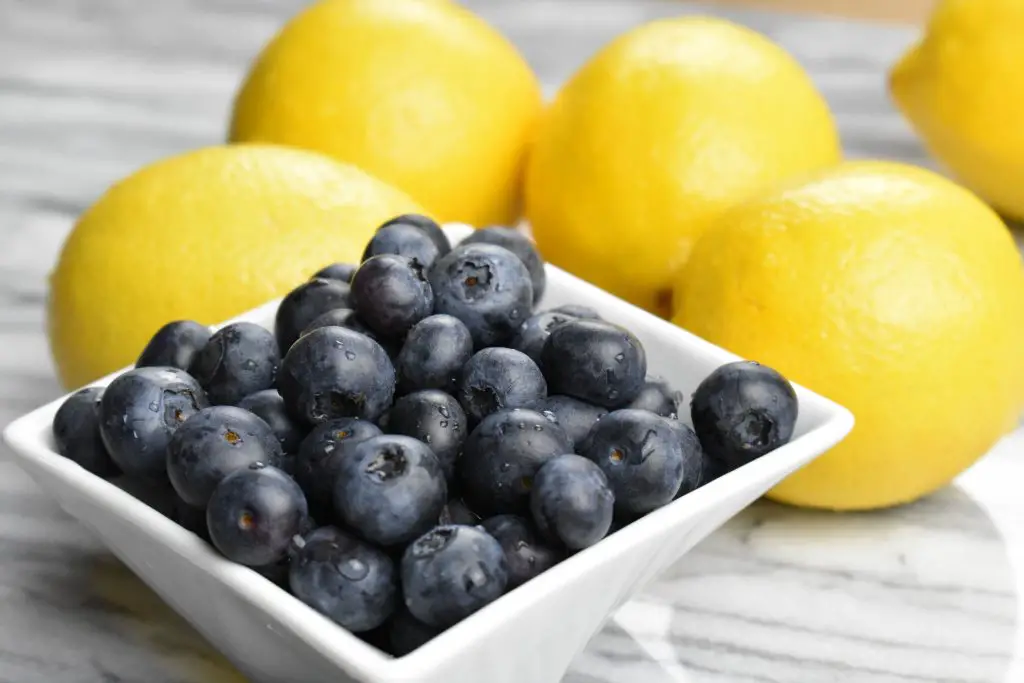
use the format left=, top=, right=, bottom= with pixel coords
left=674, top=161, right=1024, bottom=510
left=891, top=0, right=1024, bottom=221
left=229, top=0, right=542, bottom=228
left=525, top=16, right=840, bottom=316
left=49, top=144, right=423, bottom=389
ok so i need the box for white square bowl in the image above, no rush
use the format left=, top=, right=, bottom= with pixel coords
left=3, top=224, right=853, bottom=683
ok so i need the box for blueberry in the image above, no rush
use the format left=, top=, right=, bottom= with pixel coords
left=277, top=326, right=395, bottom=424
left=289, top=526, right=397, bottom=632
left=462, top=226, right=546, bottom=303
left=378, top=214, right=451, bottom=256
left=334, top=435, right=447, bottom=547
left=363, top=223, right=442, bottom=270
left=547, top=304, right=601, bottom=320
left=206, top=463, right=308, bottom=567
left=52, top=387, right=120, bottom=477
left=480, top=515, right=562, bottom=589
left=351, top=255, right=434, bottom=338
left=429, top=243, right=533, bottom=348
left=294, top=418, right=382, bottom=521
left=237, top=389, right=308, bottom=457
left=389, top=608, right=441, bottom=656
left=401, top=525, right=508, bottom=628
left=188, top=322, right=279, bottom=406
left=167, top=406, right=284, bottom=508
left=541, top=319, right=646, bottom=408
left=458, top=408, right=571, bottom=517
left=667, top=420, right=709, bottom=498
left=581, top=409, right=685, bottom=516
left=313, top=263, right=357, bottom=283
left=626, top=377, right=682, bottom=418
left=509, top=311, right=576, bottom=365
left=382, top=390, right=466, bottom=483
left=690, top=361, right=799, bottom=471
left=275, top=278, right=352, bottom=352
left=457, top=347, right=547, bottom=423
left=99, top=367, right=209, bottom=481
left=300, top=308, right=400, bottom=358
left=136, top=320, right=211, bottom=372
left=530, top=454, right=614, bottom=550
left=172, top=494, right=210, bottom=542
left=439, top=498, right=481, bottom=527
left=534, top=395, right=608, bottom=450
left=394, top=315, right=473, bottom=394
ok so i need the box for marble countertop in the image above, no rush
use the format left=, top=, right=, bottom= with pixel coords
left=2, top=1, right=1022, bottom=681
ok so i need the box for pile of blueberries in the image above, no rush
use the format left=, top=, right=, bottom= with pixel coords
left=50, top=214, right=799, bottom=656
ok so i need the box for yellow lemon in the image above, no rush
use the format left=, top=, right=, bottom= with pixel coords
left=525, top=16, right=840, bottom=315
left=229, top=0, right=542, bottom=227
left=674, top=161, right=1024, bottom=510
left=891, top=0, right=1024, bottom=221
left=49, top=144, right=423, bottom=389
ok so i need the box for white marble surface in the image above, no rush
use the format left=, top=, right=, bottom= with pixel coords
left=2, top=1, right=1023, bottom=681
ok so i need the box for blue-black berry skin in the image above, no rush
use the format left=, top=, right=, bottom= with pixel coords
left=581, top=409, right=685, bottom=516
left=439, top=498, right=481, bottom=527
left=237, top=389, right=308, bottom=458
left=509, top=311, right=577, bottom=366
left=382, top=390, right=467, bottom=483
left=668, top=420, right=710, bottom=499
left=275, top=278, right=352, bottom=353
left=626, top=377, right=682, bottom=418
left=429, top=243, right=533, bottom=349
left=457, top=347, right=547, bottom=424
left=277, top=326, right=396, bottom=425
left=541, top=319, right=647, bottom=408
left=389, top=608, right=441, bottom=656
left=289, top=526, right=397, bottom=633
left=363, top=223, right=442, bottom=270
left=351, top=254, right=434, bottom=338
left=395, top=314, right=473, bottom=395
left=462, top=226, right=546, bottom=304
left=535, top=394, right=608, bottom=450
left=166, top=405, right=284, bottom=508
left=136, top=320, right=211, bottom=372
left=53, top=387, right=120, bottom=477
left=378, top=214, right=451, bottom=257
left=294, top=417, right=382, bottom=521
left=99, top=367, right=209, bottom=481
left=401, top=525, right=508, bottom=628
left=313, top=263, right=357, bottom=283
left=480, top=514, right=562, bottom=589
left=530, top=454, right=614, bottom=550
left=188, top=322, right=280, bottom=406
left=458, top=408, right=572, bottom=517
left=333, top=435, right=447, bottom=547
left=690, top=361, right=799, bottom=471
left=547, top=304, right=601, bottom=320
left=300, top=308, right=399, bottom=358
left=206, top=463, right=308, bottom=567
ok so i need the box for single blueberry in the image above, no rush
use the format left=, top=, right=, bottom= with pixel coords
left=626, top=377, right=682, bottom=418
left=275, top=278, right=352, bottom=352
left=541, top=319, right=646, bottom=408
left=188, top=322, right=279, bottom=406
left=363, top=223, right=442, bottom=271
left=378, top=214, right=451, bottom=257
left=457, top=347, right=547, bottom=424
left=690, top=361, right=799, bottom=471
left=294, top=417, right=382, bottom=521
left=509, top=311, right=576, bottom=366
left=581, top=409, right=685, bottom=516
left=462, top=226, right=546, bottom=303
left=136, top=320, right=211, bottom=372
left=351, top=254, right=434, bottom=339
left=534, top=395, right=608, bottom=450
left=439, top=498, right=481, bottom=527
left=53, top=387, right=120, bottom=477
left=289, top=526, right=397, bottom=633
left=394, top=314, right=473, bottom=394
left=389, top=607, right=441, bottom=656
left=313, top=263, right=357, bottom=283
left=382, top=390, right=466, bottom=483
left=429, top=243, right=533, bottom=349
left=480, top=515, right=562, bottom=589
left=547, top=304, right=601, bottom=320
left=458, top=408, right=571, bottom=517
left=206, top=463, right=308, bottom=567
left=401, top=525, right=508, bottom=628
left=667, top=419, right=709, bottom=498
left=167, top=405, right=284, bottom=508
left=530, top=454, right=614, bottom=550
left=237, top=389, right=308, bottom=458
left=277, top=326, right=396, bottom=425
left=334, top=435, right=447, bottom=547
left=99, top=367, right=209, bottom=481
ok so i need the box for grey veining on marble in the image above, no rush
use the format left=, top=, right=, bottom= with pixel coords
left=2, top=1, right=1023, bottom=682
